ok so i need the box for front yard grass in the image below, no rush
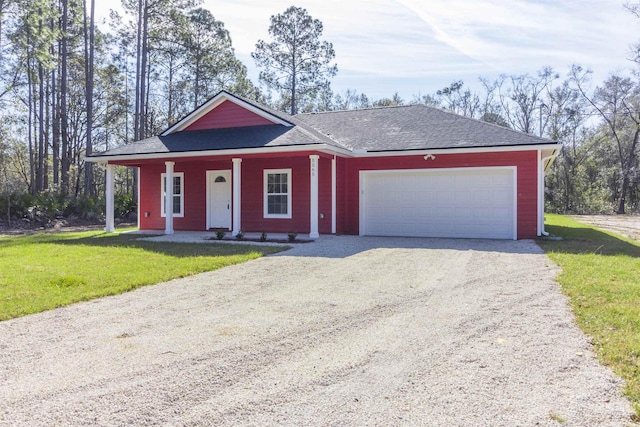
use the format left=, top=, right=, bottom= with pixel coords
left=538, top=214, right=640, bottom=417
left=0, top=230, right=284, bottom=321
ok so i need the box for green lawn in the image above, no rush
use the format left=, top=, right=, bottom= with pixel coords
left=0, top=230, right=284, bottom=321
left=538, top=214, right=640, bottom=417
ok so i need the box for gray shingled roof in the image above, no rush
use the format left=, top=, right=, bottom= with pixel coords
left=92, top=124, right=342, bottom=157
left=295, top=104, right=554, bottom=151
left=90, top=93, right=556, bottom=159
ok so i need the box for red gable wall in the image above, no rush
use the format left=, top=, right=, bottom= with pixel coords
left=184, top=100, right=273, bottom=131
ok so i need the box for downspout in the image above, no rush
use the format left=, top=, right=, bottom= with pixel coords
left=539, top=149, right=560, bottom=236
left=331, top=155, right=336, bottom=234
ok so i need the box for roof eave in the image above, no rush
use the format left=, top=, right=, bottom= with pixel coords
left=85, top=143, right=352, bottom=163
left=352, top=142, right=562, bottom=157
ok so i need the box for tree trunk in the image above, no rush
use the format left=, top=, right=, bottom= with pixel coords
left=44, top=71, right=49, bottom=191
left=291, top=37, right=296, bottom=115
left=194, top=55, right=200, bottom=109
left=617, top=174, right=629, bottom=214
left=83, top=0, right=95, bottom=196
left=291, top=64, right=296, bottom=114
left=60, top=0, right=70, bottom=195
left=133, top=0, right=143, bottom=141
left=138, top=0, right=148, bottom=140
left=617, top=127, right=640, bottom=214
left=26, top=46, right=35, bottom=194
left=52, top=65, right=59, bottom=186
left=168, top=54, right=173, bottom=125
left=37, top=62, right=45, bottom=192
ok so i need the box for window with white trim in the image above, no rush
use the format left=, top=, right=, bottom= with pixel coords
left=161, top=172, right=184, bottom=217
left=264, top=169, right=291, bottom=218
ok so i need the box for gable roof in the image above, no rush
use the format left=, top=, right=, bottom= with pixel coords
left=89, top=91, right=559, bottom=161
left=162, top=91, right=293, bottom=135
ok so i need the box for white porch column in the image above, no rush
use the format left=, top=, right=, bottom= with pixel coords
left=537, top=149, right=543, bottom=236
left=539, top=151, right=557, bottom=236
left=164, top=161, right=175, bottom=235
left=105, top=163, right=115, bottom=233
left=331, top=156, right=337, bottom=234
left=232, top=158, right=242, bottom=236
left=136, top=167, right=141, bottom=229
left=309, top=155, right=320, bottom=239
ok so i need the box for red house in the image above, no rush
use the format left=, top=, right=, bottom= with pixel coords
left=88, top=91, right=560, bottom=240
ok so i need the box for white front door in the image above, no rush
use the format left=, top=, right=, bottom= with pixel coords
left=207, top=170, right=231, bottom=229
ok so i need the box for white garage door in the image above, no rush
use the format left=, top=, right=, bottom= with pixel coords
left=360, top=167, right=516, bottom=239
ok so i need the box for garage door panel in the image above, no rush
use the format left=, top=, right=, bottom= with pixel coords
left=362, top=168, right=515, bottom=239
left=454, top=191, right=473, bottom=207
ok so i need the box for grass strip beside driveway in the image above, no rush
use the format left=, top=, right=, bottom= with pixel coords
left=0, top=230, right=284, bottom=321
left=539, top=214, right=640, bottom=418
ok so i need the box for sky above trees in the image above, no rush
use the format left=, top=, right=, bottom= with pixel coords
left=97, top=0, right=640, bottom=99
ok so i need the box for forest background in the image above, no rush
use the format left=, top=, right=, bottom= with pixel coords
left=1, top=0, right=640, bottom=228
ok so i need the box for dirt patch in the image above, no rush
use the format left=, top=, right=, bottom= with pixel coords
left=568, top=215, right=640, bottom=241
left=0, top=221, right=135, bottom=237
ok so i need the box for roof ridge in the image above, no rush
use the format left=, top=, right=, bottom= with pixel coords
left=299, top=104, right=417, bottom=115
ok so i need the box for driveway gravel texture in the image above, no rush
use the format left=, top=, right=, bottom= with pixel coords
left=0, top=236, right=635, bottom=426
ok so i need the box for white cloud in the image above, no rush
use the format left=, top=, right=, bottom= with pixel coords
left=396, top=0, right=638, bottom=75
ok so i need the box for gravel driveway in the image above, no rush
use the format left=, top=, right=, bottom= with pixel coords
left=0, top=236, right=634, bottom=426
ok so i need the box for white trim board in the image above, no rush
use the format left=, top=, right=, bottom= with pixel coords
left=263, top=168, right=292, bottom=219
left=352, top=144, right=562, bottom=157
left=87, top=143, right=561, bottom=164
left=160, top=171, right=185, bottom=218
left=205, top=170, right=232, bottom=230
left=86, top=144, right=351, bottom=163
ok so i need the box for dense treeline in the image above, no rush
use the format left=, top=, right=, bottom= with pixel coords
left=0, top=1, right=638, bottom=229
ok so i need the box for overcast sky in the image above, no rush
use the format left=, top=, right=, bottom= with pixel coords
left=97, top=0, right=640, bottom=100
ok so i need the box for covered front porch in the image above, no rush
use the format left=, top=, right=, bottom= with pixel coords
left=101, top=151, right=337, bottom=239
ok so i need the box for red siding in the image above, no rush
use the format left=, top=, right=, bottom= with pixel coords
left=318, top=157, right=333, bottom=234
left=139, top=163, right=165, bottom=230
left=137, top=154, right=334, bottom=234
left=184, top=100, right=273, bottom=131
left=139, top=160, right=230, bottom=231
left=336, top=151, right=539, bottom=239
left=244, top=156, right=332, bottom=234
left=135, top=150, right=539, bottom=239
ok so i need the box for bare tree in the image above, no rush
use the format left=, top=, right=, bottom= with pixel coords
left=494, top=67, right=559, bottom=134
left=435, top=80, right=481, bottom=118
left=571, top=66, right=640, bottom=213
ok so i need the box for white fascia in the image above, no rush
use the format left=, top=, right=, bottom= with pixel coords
left=351, top=143, right=563, bottom=157
left=86, top=143, right=563, bottom=164
left=85, top=144, right=352, bottom=163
